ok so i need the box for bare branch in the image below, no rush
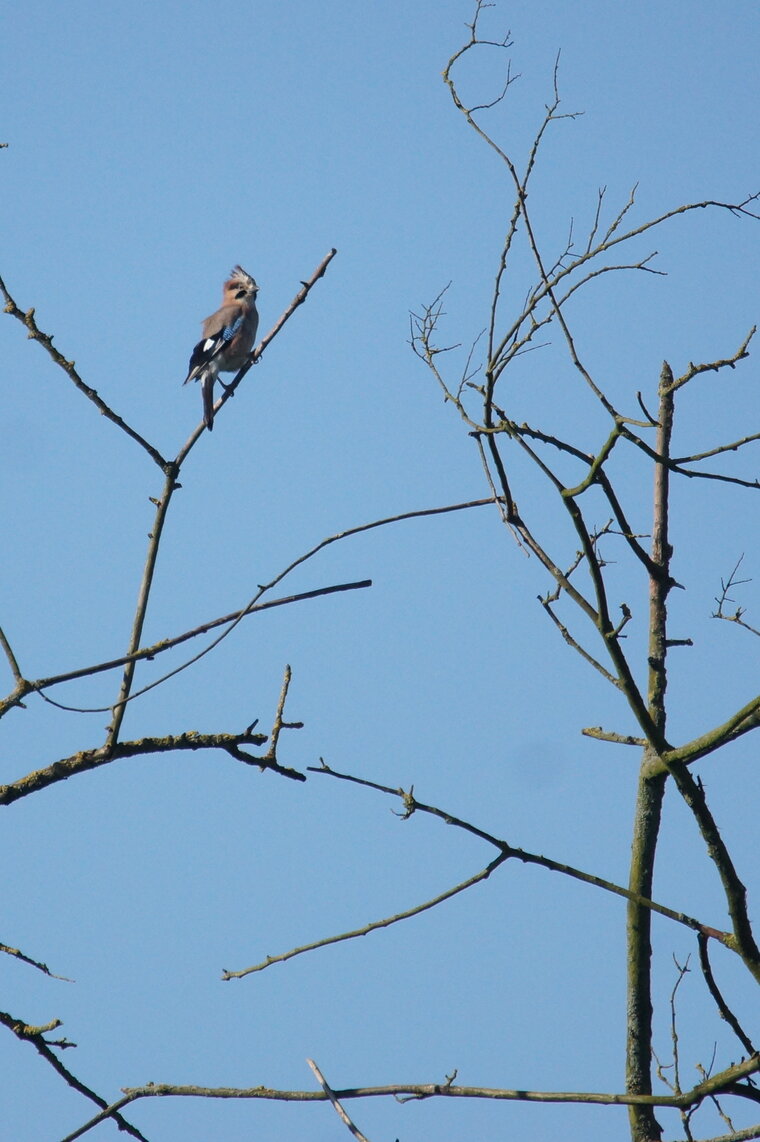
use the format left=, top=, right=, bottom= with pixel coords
left=59, top=1053, right=760, bottom=1137
left=0, top=580, right=372, bottom=720
left=698, top=934, right=756, bottom=1057
left=584, top=185, right=607, bottom=253
left=673, top=430, right=760, bottom=466
left=668, top=955, right=691, bottom=1098
left=667, top=327, right=756, bottom=394
left=653, top=692, right=760, bottom=771
left=307, top=1058, right=373, bottom=1142
left=0, top=274, right=167, bottom=468
left=620, top=424, right=760, bottom=492
left=306, top=762, right=733, bottom=947
left=661, top=762, right=760, bottom=982
left=539, top=595, right=619, bottom=686
left=582, top=727, right=646, bottom=746
left=713, top=557, right=760, bottom=637
left=686, top=1124, right=760, bottom=1142
left=250, top=664, right=303, bottom=770
left=0, top=728, right=304, bottom=806
left=222, top=854, right=507, bottom=980
left=98, top=499, right=498, bottom=716
left=0, top=498, right=497, bottom=728
left=0, top=941, right=73, bottom=982
left=0, top=625, right=23, bottom=684
left=600, top=182, right=640, bottom=245
left=670, top=465, right=760, bottom=491
left=0, top=1010, right=148, bottom=1142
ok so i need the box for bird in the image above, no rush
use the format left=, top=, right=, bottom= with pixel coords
left=184, top=265, right=260, bottom=430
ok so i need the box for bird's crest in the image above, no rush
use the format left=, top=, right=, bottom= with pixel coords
left=225, top=265, right=258, bottom=295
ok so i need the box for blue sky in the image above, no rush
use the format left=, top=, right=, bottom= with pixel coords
left=2, top=2, right=759, bottom=1140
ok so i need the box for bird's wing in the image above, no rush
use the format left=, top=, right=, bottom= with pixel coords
left=184, top=306, right=245, bottom=384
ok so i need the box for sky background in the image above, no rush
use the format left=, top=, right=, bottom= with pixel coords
left=1, top=2, right=759, bottom=1140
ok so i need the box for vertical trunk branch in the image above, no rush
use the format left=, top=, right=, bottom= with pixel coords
left=626, top=361, right=674, bottom=1142
left=105, top=468, right=179, bottom=749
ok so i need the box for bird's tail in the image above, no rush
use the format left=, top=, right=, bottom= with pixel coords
left=201, top=372, right=215, bottom=431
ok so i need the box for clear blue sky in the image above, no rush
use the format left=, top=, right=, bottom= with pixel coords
left=2, top=3, right=759, bottom=1140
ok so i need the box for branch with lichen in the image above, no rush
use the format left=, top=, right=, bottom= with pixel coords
left=0, top=1010, right=148, bottom=1142
left=0, top=726, right=305, bottom=807
left=59, top=1053, right=760, bottom=1142
left=0, top=940, right=72, bottom=981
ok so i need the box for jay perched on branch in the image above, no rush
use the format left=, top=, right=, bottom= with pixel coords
left=184, top=265, right=260, bottom=430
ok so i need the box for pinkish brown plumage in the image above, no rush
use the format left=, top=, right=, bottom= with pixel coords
left=184, top=266, right=259, bottom=430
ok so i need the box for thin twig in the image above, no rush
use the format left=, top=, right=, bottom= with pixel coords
left=307, top=1058, right=373, bottom=1142
left=41, top=498, right=497, bottom=719
left=27, top=580, right=372, bottom=715
left=0, top=941, right=73, bottom=981
left=304, top=762, right=732, bottom=945
left=673, top=429, right=760, bottom=465
left=222, top=854, right=507, bottom=979
left=0, top=1011, right=148, bottom=1142
left=0, top=274, right=166, bottom=468
left=668, top=954, right=691, bottom=1096
left=666, top=327, right=756, bottom=393
left=0, top=626, right=23, bottom=683
left=539, top=597, right=618, bottom=685
left=713, top=556, right=760, bottom=637
left=697, top=933, right=756, bottom=1057
left=256, top=665, right=301, bottom=767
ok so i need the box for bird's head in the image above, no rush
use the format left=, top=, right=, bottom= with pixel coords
left=224, top=265, right=259, bottom=304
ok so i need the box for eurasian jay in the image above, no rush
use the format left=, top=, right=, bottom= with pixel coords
left=184, top=265, right=260, bottom=430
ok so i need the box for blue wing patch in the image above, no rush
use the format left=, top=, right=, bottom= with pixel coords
left=184, top=316, right=244, bottom=384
